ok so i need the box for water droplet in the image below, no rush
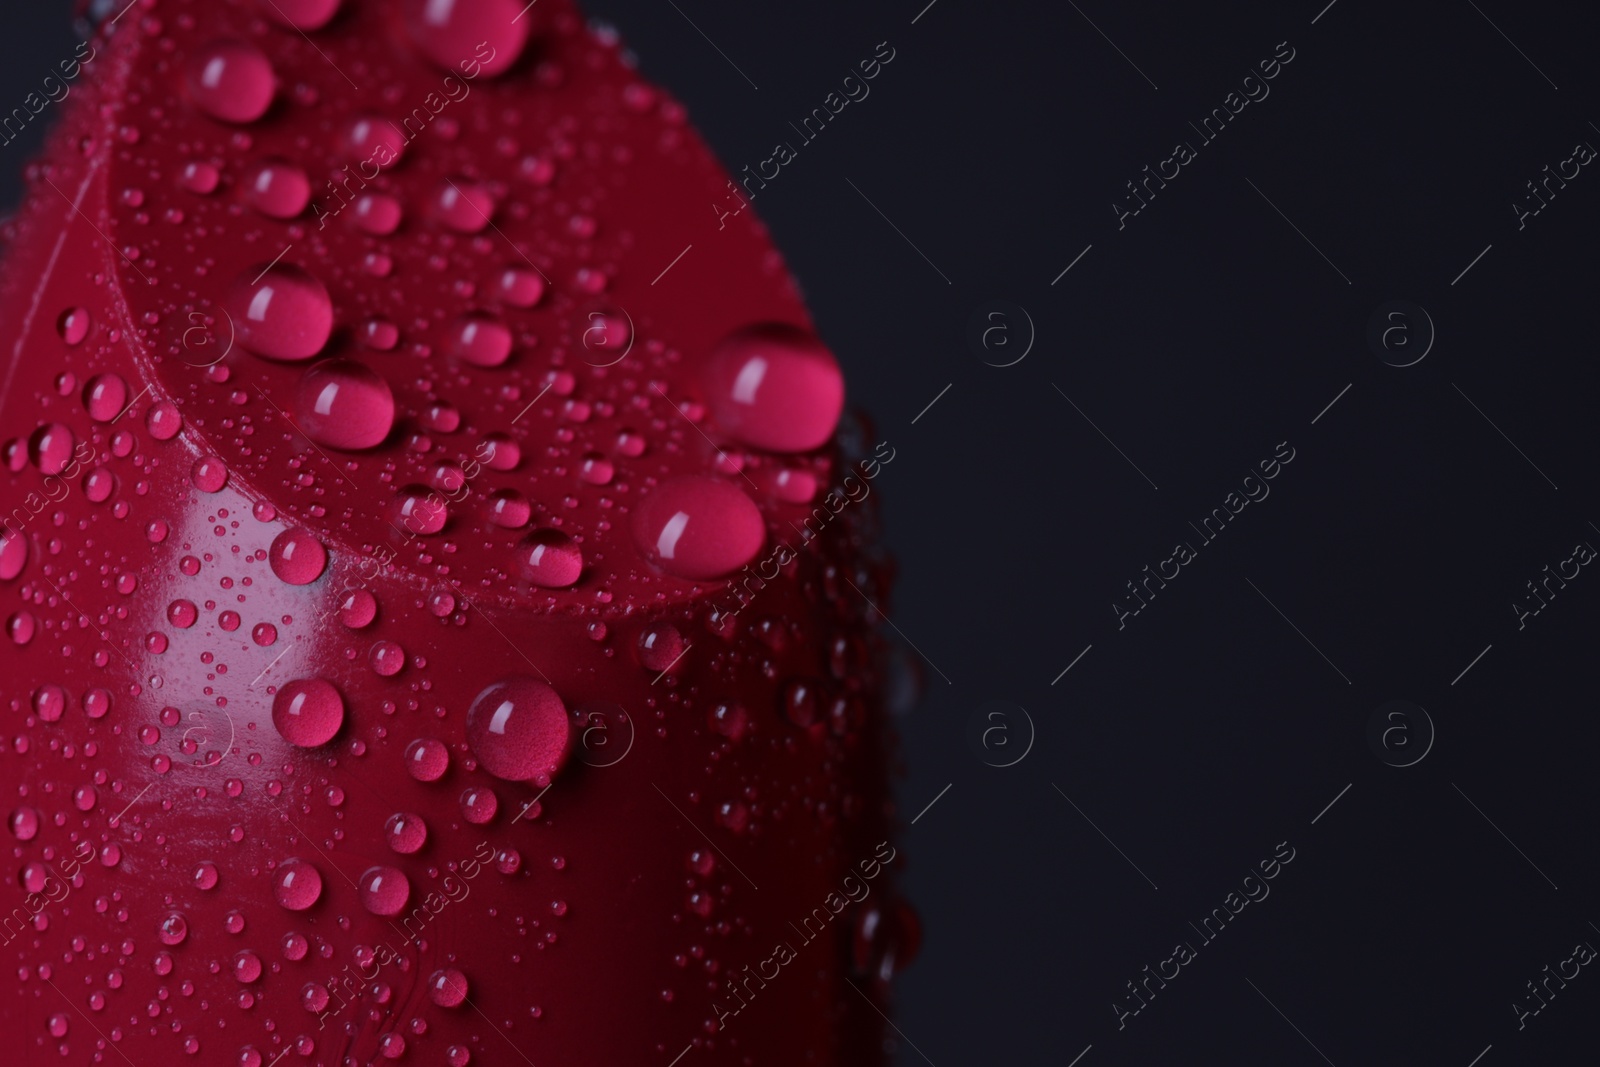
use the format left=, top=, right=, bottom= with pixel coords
left=494, top=267, right=545, bottom=308
left=631, top=476, right=765, bottom=580
left=434, top=179, right=497, bottom=233
left=638, top=623, right=686, bottom=672
left=32, top=684, right=66, bottom=722
left=404, top=738, right=450, bottom=781
left=29, top=423, right=75, bottom=475
left=518, top=529, right=582, bottom=588
left=346, top=115, right=407, bottom=166
left=269, top=528, right=328, bottom=585
left=187, top=41, right=277, bottom=124
left=233, top=950, right=263, bottom=983
left=0, top=528, right=28, bottom=580
left=242, top=159, right=311, bottom=218
left=272, top=679, right=345, bottom=747
left=57, top=307, right=91, bottom=345
left=339, top=589, right=377, bottom=628
left=357, top=865, right=411, bottom=916
left=459, top=787, right=498, bottom=824
left=351, top=192, right=403, bottom=235
left=465, top=677, right=572, bottom=783
left=253, top=623, right=278, bottom=646
left=396, top=486, right=448, bottom=535
left=427, top=968, right=469, bottom=1007
left=294, top=359, right=395, bottom=449
left=369, top=641, right=405, bottom=677
left=705, top=324, right=844, bottom=452
left=157, top=912, right=189, bottom=945
left=179, top=160, right=221, bottom=194
left=191, top=456, right=229, bottom=493
left=6, top=611, right=34, bottom=645
left=448, top=313, right=512, bottom=367
left=481, top=433, right=520, bottom=470
left=579, top=452, right=614, bottom=485
left=83, top=373, right=128, bottom=422
left=167, top=600, right=199, bottom=628
left=486, top=489, right=531, bottom=529
left=9, top=808, right=40, bottom=840
left=403, top=0, right=531, bottom=77
left=273, top=859, right=323, bottom=911
left=228, top=263, right=334, bottom=361
left=194, top=862, right=219, bottom=890
left=147, top=402, right=183, bottom=440
left=383, top=812, right=427, bottom=854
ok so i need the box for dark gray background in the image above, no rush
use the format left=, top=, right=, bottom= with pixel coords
left=7, top=2, right=1600, bottom=1064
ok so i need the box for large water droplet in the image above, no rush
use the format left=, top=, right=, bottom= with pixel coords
left=273, top=859, right=322, bottom=910
left=631, top=476, right=765, bottom=580
left=434, top=179, right=497, bottom=233
left=0, top=527, right=28, bottom=580
left=384, top=812, right=427, bottom=854
left=465, top=677, right=572, bottom=783
left=83, top=373, right=129, bottom=422
left=404, top=738, right=449, bottom=781
left=187, top=41, right=277, bottom=124
left=228, top=263, right=334, bottom=361
left=243, top=159, right=311, bottom=218
left=294, top=360, right=394, bottom=450
left=518, top=529, right=582, bottom=588
left=269, top=528, right=328, bottom=585
left=272, top=679, right=345, bottom=747
left=29, top=423, right=75, bottom=475
left=705, top=324, right=844, bottom=452
left=402, top=0, right=531, bottom=78
left=357, top=865, right=411, bottom=916
left=448, top=313, right=512, bottom=367
left=427, top=968, right=469, bottom=1007
left=396, top=486, right=448, bottom=535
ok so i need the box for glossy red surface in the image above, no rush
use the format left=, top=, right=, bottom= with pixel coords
left=0, top=2, right=907, bottom=1063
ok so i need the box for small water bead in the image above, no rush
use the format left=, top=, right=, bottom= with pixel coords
left=260, top=0, right=342, bottom=31
left=338, top=589, right=377, bottom=628
left=427, top=589, right=457, bottom=616
left=403, top=0, right=531, bottom=76
left=404, top=738, right=449, bottom=781
left=369, top=641, right=405, bottom=677
left=486, top=489, right=531, bottom=529
left=242, top=159, right=311, bottom=218
left=269, top=528, right=328, bottom=585
left=435, top=180, right=497, bottom=233
left=459, top=787, right=498, bottom=824
left=346, top=115, right=407, bottom=166
left=273, top=859, right=323, bottom=911
left=233, top=951, right=263, bottom=983
left=83, top=373, right=129, bottom=422
left=579, top=453, right=615, bottom=486
left=495, top=267, right=545, bottom=308
left=708, top=702, right=749, bottom=740
left=301, top=983, right=330, bottom=1012
left=294, top=360, right=395, bottom=450
left=228, top=263, right=334, bottom=361
left=83, top=467, right=115, bottom=503
left=465, top=677, right=572, bottom=784
left=7, top=611, right=34, bottom=645
left=481, top=433, right=520, bottom=470
left=147, top=402, right=183, bottom=440
left=73, top=785, right=97, bottom=811
left=631, top=476, right=766, bottom=581
left=519, top=529, right=582, bottom=588
left=194, top=862, right=219, bottom=890
left=83, top=688, right=110, bottom=719
left=218, top=610, right=242, bottom=632
left=48, top=1014, right=68, bottom=1037
left=421, top=403, right=461, bottom=434
left=396, top=486, right=448, bottom=535
left=252, top=623, right=277, bottom=646
left=157, top=913, right=189, bottom=946
left=167, top=600, right=199, bottom=628
left=361, top=317, right=400, bottom=351
left=357, top=866, right=410, bottom=917
left=447, top=1047, right=471, bottom=1067
left=57, top=307, right=91, bottom=345
left=271, top=679, right=345, bottom=747
left=30, top=423, right=75, bottom=475
left=187, top=41, right=277, bottom=124
left=9, top=808, right=40, bottom=840
left=179, top=160, right=221, bottom=194
left=448, top=313, right=512, bottom=367
left=352, top=192, right=403, bottom=235
left=705, top=324, right=845, bottom=452
left=32, top=684, right=66, bottom=722
left=281, top=932, right=308, bottom=960
left=637, top=623, right=686, bottom=672
left=427, top=968, right=469, bottom=1007
left=383, top=812, right=427, bottom=854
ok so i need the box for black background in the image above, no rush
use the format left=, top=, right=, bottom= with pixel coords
left=6, top=2, right=1600, bottom=1063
